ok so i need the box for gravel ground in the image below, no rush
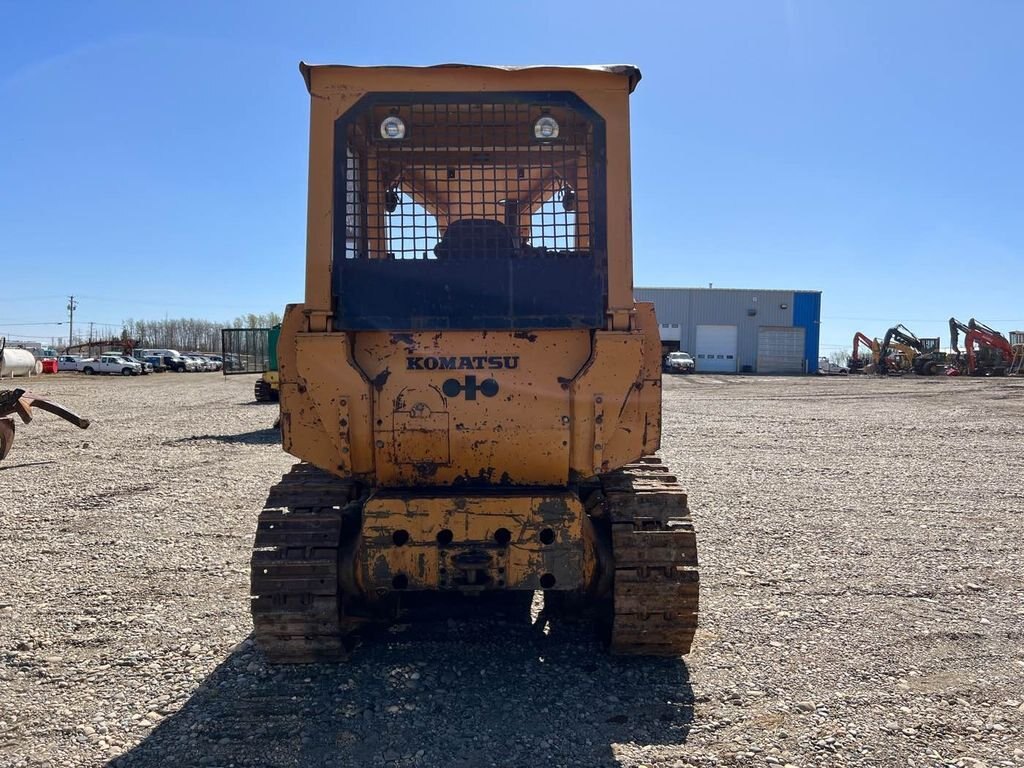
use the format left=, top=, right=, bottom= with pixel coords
left=0, top=371, right=1022, bottom=768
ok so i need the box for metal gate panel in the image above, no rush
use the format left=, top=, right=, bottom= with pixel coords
left=221, top=328, right=272, bottom=375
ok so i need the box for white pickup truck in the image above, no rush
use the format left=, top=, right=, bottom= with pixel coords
left=79, top=355, right=143, bottom=376
left=57, top=355, right=85, bottom=372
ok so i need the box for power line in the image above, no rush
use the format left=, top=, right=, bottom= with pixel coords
left=0, top=321, right=64, bottom=326
left=0, top=294, right=68, bottom=302
left=76, top=294, right=266, bottom=311
left=0, top=332, right=62, bottom=341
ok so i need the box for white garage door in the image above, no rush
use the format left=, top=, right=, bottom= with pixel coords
left=659, top=323, right=682, bottom=342
left=695, top=325, right=738, bottom=373
left=757, top=327, right=806, bottom=374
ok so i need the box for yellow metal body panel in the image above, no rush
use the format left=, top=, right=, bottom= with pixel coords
left=278, top=64, right=663, bottom=488
left=359, top=491, right=595, bottom=592
left=889, top=343, right=917, bottom=371
left=261, top=370, right=280, bottom=390
left=279, top=311, right=662, bottom=486
left=278, top=306, right=375, bottom=476
left=569, top=302, right=662, bottom=476
left=353, top=330, right=590, bottom=486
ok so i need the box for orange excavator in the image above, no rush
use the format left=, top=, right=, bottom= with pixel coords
left=949, top=317, right=1014, bottom=376
left=848, top=332, right=880, bottom=374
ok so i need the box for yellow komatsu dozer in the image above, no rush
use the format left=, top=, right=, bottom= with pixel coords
left=251, top=63, right=698, bottom=662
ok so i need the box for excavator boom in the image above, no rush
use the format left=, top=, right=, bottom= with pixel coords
left=949, top=317, right=971, bottom=355
left=851, top=332, right=878, bottom=362
left=877, top=324, right=925, bottom=374
left=849, top=332, right=880, bottom=373
left=951, top=317, right=1013, bottom=375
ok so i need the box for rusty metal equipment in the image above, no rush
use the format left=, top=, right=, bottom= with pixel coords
left=250, top=63, right=698, bottom=663
left=64, top=337, right=140, bottom=356
left=0, top=388, right=90, bottom=461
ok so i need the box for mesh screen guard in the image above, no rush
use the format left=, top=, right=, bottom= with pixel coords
left=221, top=328, right=272, bottom=375
left=331, top=93, right=607, bottom=330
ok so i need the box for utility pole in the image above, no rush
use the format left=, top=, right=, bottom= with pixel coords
left=67, top=296, right=77, bottom=350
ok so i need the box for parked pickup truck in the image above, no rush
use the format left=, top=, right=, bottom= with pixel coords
left=79, top=355, right=143, bottom=376
left=57, top=355, right=85, bottom=372
left=663, top=351, right=696, bottom=374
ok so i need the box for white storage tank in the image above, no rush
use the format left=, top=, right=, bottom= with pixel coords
left=1, top=347, right=38, bottom=378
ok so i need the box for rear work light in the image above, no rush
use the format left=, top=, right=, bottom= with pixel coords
left=380, top=116, right=406, bottom=139
left=533, top=116, right=559, bottom=140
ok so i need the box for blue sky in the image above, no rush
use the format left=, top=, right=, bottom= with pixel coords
left=2, top=1, right=1022, bottom=354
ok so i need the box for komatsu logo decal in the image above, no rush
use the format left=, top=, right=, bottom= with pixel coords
left=406, top=355, right=519, bottom=371
left=442, top=375, right=499, bottom=400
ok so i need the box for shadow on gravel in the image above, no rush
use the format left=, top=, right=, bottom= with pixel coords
left=163, top=428, right=281, bottom=446
left=107, top=613, right=693, bottom=768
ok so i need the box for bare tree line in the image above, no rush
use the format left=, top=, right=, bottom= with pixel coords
left=120, top=313, right=282, bottom=353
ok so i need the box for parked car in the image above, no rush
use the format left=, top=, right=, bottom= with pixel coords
left=80, top=355, right=143, bottom=376
left=663, top=351, right=696, bottom=374
left=57, top=355, right=84, bottom=372
left=137, top=349, right=190, bottom=370
left=187, top=354, right=214, bottom=372
left=107, top=355, right=151, bottom=374
left=142, top=348, right=183, bottom=358
left=818, top=358, right=849, bottom=375
left=179, top=355, right=204, bottom=372
left=199, top=355, right=222, bottom=371
left=157, top=355, right=190, bottom=372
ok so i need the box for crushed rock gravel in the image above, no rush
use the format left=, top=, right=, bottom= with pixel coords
left=0, top=371, right=1021, bottom=767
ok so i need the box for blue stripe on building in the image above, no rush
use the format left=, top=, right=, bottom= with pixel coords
left=792, top=291, right=821, bottom=373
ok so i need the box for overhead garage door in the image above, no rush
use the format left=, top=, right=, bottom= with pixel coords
left=757, top=327, right=806, bottom=374
left=695, top=325, right=738, bottom=373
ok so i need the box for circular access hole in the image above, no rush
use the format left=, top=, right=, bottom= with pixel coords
left=539, top=528, right=555, bottom=545
left=392, top=529, right=410, bottom=547
left=539, top=573, right=557, bottom=589
left=392, top=574, right=409, bottom=590
left=436, top=529, right=454, bottom=546
left=493, top=528, right=512, bottom=546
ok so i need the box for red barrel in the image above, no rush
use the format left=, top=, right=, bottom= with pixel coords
left=41, top=358, right=58, bottom=374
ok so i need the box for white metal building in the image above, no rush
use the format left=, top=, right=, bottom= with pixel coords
left=635, top=287, right=822, bottom=374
